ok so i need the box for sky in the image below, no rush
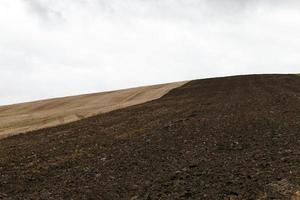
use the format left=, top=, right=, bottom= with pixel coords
left=0, top=0, right=300, bottom=105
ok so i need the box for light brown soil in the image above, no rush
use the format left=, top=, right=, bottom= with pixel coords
left=0, top=81, right=187, bottom=139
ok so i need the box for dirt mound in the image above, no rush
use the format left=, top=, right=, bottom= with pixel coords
left=0, top=74, right=299, bottom=199
left=0, top=81, right=186, bottom=139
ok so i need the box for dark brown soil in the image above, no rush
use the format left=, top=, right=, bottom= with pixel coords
left=1, top=74, right=300, bottom=200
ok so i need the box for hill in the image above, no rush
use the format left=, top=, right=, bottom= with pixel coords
left=0, top=81, right=186, bottom=139
left=0, top=74, right=299, bottom=199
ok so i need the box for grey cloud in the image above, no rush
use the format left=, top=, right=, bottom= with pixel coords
left=23, top=0, right=63, bottom=22
left=0, top=0, right=299, bottom=105
left=19, top=0, right=298, bottom=24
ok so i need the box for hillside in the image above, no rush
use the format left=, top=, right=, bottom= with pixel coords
left=0, top=74, right=300, bottom=199
left=0, top=81, right=186, bottom=139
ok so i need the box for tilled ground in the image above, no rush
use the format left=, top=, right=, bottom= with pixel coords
left=0, top=74, right=300, bottom=200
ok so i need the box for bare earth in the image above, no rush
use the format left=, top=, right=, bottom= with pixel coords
left=0, top=81, right=187, bottom=139
left=0, top=74, right=299, bottom=199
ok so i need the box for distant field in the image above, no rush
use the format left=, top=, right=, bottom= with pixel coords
left=0, top=81, right=187, bottom=139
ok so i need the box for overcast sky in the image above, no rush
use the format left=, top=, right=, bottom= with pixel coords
left=0, top=0, right=299, bottom=105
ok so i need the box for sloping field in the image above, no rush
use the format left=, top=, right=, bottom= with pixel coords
left=0, top=74, right=300, bottom=199
left=0, top=81, right=187, bottom=139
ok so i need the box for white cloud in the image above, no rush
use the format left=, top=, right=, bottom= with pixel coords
left=0, top=0, right=299, bottom=105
